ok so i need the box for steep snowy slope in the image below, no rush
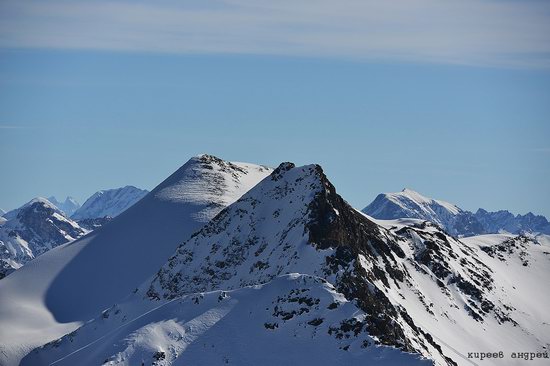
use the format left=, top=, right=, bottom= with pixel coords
left=33, top=163, right=549, bottom=366
left=0, top=198, right=86, bottom=278
left=27, top=163, right=453, bottom=365
left=48, top=196, right=81, bottom=217
left=363, top=189, right=550, bottom=237
left=71, top=186, right=148, bottom=220
left=24, top=274, right=430, bottom=366
left=0, top=155, right=272, bottom=366
left=146, top=165, right=550, bottom=365
left=369, top=218, right=550, bottom=365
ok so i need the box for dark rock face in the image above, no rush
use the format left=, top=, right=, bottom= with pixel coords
left=306, top=167, right=417, bottom=350
left=479, top=235, right=534, bottom=267
left=452, top=212, right=485, bottom=237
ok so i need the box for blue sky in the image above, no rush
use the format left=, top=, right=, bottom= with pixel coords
left=0, top=0, right=549, bottom=216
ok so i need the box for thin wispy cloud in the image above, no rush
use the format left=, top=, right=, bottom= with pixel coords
left=0, top=0, right=549, bottom=68
left=0, top=125, right=27, bottom=129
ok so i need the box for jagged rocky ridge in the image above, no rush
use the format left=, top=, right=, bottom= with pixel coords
left=25, top=161, right=549, bottom=365
left=0, top=198, right=86, bottom=279
left=363, top=188, right=550, bottom=237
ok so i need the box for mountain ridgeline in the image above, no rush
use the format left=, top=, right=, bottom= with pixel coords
left=71, top=186, right=148, bottom=220
left=0, top=155, right=548, bottom=366
left=17, top=158, right=550, bottom=366
left=363, top=188, right=550, bottom=237
left=0, top=186, right=150, bottom=279
left=0, top=198, right=86, bottom=279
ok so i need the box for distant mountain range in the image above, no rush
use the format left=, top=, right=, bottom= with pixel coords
left=47, top=196, right=81, bottom=217
left=0, top=155, right=548, bottom=366
left=0, top=198, right=86, bottom=279
left=363, top=188, right=550, bottom=237
left=0, top=186, right=150, bottom=278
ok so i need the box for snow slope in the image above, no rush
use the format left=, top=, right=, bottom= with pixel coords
left=24, top=274, right=430, bottom=366
left=0, top=197, right=86, bottom=278
left=71, top=186, right=147, bottom=220
left=3, top=160, right=548, bottom=366
left=370, top=217, right=550, bottom=365
left=33, top=163, right=549, bottom=366
left=0, top=155, right=272, bottom=366
left=29, top=163, right=451, bottom=365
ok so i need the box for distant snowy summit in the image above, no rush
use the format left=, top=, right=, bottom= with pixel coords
left=0, top=198, right=86, bottom=278
left=71, top=186, right=148, bottom=220
left=0, top=186, right=150, bottom=279
left=363, top=188, right=550, bottom=237
left=47, top=196, right=80, bottom=217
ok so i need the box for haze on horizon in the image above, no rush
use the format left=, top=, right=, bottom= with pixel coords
left=0, top=0, right=549, bottom=217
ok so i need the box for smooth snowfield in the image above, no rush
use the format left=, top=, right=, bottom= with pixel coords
left=0, top=155, right=271, bottom=366
left=23, top=275, right=431, bottom=366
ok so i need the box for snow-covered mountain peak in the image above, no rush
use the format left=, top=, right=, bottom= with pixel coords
left=4, top=158, right=549, bottom=366
left=142, top=163, right=456, bottom=361
left=138, top=164, right=550, bottom=365
left=153, top=154, right=273, bottom=222
left=3, top=197, right=62, bottom=220
left=363, top=189, right=480, bottom=236
left=0, top=197, right=86, bottom=278
left=0, top=155, right=273, bottom=366
left=365, top=189, right=550, bottom=237
left=145, top=162, right=333, bottom=300
left=47, top=196, right=80, bottom=217
left=71, top=185, right=148, bottom=220
left=18, top=198, right=67, bottom=219
left=389, top=188, right=461, bottom=215
left=400, top=187, right=426, bottom=197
